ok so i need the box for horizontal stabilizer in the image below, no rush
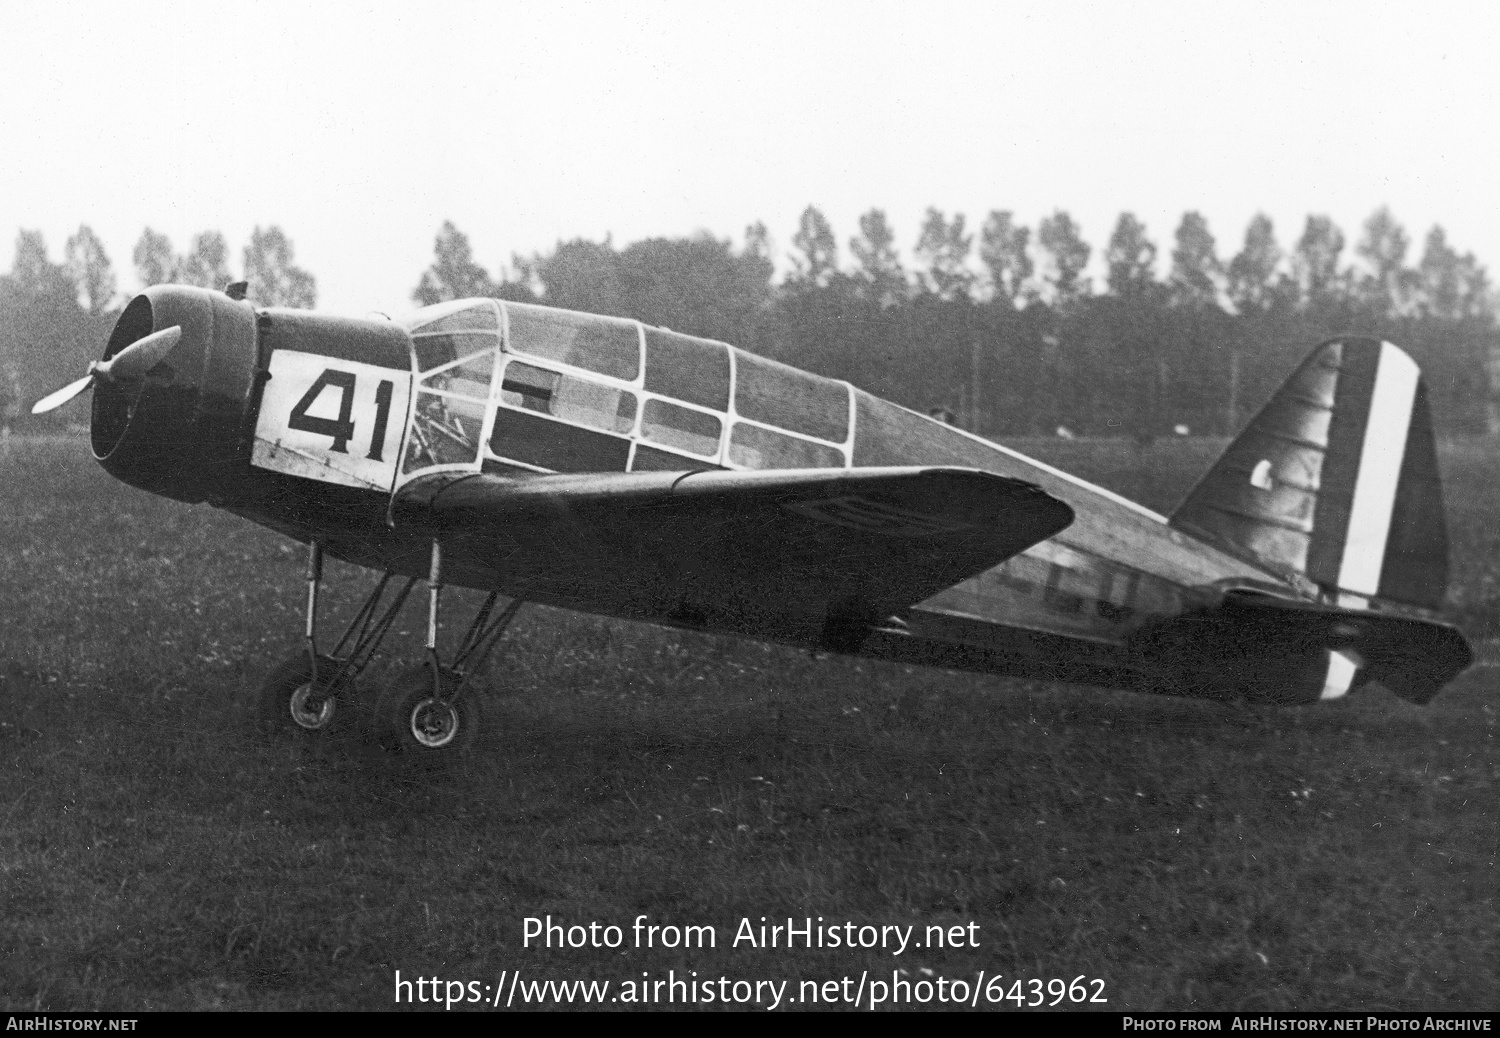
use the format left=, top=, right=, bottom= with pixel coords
left=1131, top=589, right=1472, bottom=704
left=392, top=466, right=1073, bottom=645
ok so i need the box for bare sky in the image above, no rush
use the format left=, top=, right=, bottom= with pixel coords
left=3, top=0, right=1497, bottom=314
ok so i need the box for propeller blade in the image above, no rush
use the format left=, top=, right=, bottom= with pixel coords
left=31, top=375, right=96, bottom=415
left=98, top=325, right=181, bottom=382
left=29, top=325, right=182, bottom=415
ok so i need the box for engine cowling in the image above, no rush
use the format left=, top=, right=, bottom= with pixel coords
left=92, top=286, right=261, bottom=504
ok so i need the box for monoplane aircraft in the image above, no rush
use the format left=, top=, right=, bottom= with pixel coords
left=34, top=284, right=1472, bottom=763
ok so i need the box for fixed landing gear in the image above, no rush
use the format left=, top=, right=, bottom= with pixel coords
left=255, top=540, right=523, bottom=765
left=376, top=668, right=480, bottom=757
left=256, top=652, right=340, bottom=735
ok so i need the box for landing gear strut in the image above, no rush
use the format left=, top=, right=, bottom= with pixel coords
left=376, top=540, right=523, bottom=762
left=256, top=540, right=418, bottom=737
left=255, top=539, right=523, bottom=763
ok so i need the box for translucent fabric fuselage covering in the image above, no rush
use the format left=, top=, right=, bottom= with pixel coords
left=398, top=299, right=855, bottom=483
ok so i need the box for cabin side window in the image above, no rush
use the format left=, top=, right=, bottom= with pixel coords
left=1095, top=568, right=1140, bottom=623
left=499, top=360, right=635, bottom=434
left=644, top=329, right=731, bottom=411
left=641, top=398, right=722, bottom=458
left=504, top=303, right=641, bottom=382
left=1042, top=562, right=1088, bottom=615
left=485, top=358, right=636, bottom=473
left=631, top=444, right=722, bottom=472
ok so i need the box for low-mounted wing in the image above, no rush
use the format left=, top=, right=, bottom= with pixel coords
left=393, top=466, right=1073, bottom=647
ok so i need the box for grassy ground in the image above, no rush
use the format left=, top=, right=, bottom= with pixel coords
left=0, top=436, right=1494, bottom=1011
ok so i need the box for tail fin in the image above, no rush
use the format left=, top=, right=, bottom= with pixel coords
left=1172, top=337, right=1448, bottom=610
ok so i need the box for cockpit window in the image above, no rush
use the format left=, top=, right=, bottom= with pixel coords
left=403, top=365, right=490, bottom=474
left=411, top=333, right=462, bottom=372
left=504, top=302, right=641, bottom=382
left=401, top=301, right=501, bottom=475
left=406, top=300, right=501, bottom=371
left=418, top=349, right=493, bottom=397
left=406, top=299, right=501, bottom=335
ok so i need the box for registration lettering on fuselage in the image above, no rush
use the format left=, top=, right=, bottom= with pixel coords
left=251, top=350, right=412, bottom=491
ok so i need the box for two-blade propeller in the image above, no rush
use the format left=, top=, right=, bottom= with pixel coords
left=31, top=325, right=182, bottom=415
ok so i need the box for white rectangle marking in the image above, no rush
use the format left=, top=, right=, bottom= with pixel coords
left=1337, top=343, right=1418, bottom=596
left=1319, top=649, right=1359, bottom=701
left=252, top=350, right=411, bottom=492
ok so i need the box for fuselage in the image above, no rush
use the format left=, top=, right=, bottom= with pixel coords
left=91, top=289, right=1302, bottom=693
left=240, top=297, right=1287, bottom=685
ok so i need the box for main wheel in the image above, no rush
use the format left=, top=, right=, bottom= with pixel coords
left=376, top=667, right=482, bottom=762
left=256, top=653, right=344, bottom=737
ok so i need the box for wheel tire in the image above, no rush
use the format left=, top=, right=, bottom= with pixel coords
left=255, top=653, right=345, bottom=737
left=376, top=667, right=481, bottom=763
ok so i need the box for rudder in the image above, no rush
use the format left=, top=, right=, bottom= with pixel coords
left=1172, top=337, right=1448, bottom=610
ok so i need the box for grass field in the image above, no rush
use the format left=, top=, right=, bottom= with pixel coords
left=0, top=436, right=1494, bottom=1011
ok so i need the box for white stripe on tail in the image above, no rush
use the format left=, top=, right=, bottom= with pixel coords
left=1337, top=342, right=1419, bottom=601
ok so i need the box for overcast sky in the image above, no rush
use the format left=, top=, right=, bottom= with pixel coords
left=3, top=1, right=1498, bottom=314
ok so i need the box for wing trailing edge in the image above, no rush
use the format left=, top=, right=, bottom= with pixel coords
left=392, top=466, right=1073, bottom=647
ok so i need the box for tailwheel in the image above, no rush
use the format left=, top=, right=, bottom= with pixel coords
left=376, top=666, right=482, bottom=763
left=256, top=652, right=345, bottom=737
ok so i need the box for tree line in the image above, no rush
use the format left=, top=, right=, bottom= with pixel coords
left=0, top=226, right=316, bottom=423
left=414, top=207, right=1497, bottom=437
left=2, top=207, right=1493, bottom=438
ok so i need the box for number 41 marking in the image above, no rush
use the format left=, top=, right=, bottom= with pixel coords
left=287, top=368, right=395, bottom=461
